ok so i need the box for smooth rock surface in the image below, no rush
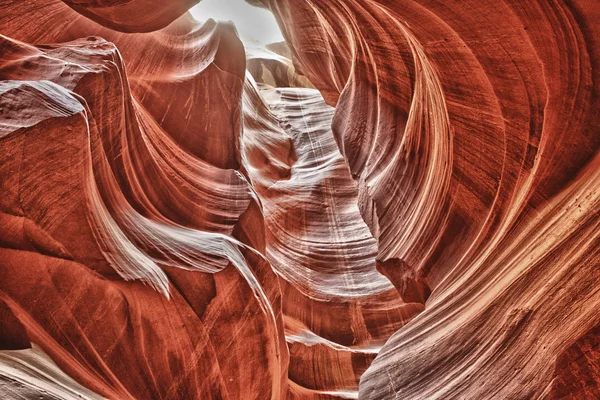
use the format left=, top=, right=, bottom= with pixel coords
left=0, top=0, right=599, bottom=399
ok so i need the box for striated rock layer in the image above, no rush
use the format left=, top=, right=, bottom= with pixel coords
left=259, top=0, right=600, bottom=398
left=1, top=0, right=599, bottom=399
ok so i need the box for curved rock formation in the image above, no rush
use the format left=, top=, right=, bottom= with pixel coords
left=260, top=0, right=600, bottom=398
left=1, top=0, right=599, bottom=399
left=0, top=5, right=286, bottom=399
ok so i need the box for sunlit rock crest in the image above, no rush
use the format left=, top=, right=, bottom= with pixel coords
left=0, top=0, right=599, bottom=399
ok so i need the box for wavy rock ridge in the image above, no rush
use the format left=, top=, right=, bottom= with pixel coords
left=1, top=0, right=599, bottom=399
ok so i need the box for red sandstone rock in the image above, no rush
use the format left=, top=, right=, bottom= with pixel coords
left=0, top=6, right=287, bottom=398
left=259, top=0, right=600, bottom=398
left=0, top=0, right=599, bottom=399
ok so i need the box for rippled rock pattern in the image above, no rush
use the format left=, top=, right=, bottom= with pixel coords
left=0, top=0, right=599, bottom=399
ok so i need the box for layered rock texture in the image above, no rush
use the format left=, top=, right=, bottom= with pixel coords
left=0, top=0, right=599, bottom=399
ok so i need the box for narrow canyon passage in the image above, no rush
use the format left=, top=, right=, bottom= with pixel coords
left=243, top=69, right=417, bottom=397
left=1, top=1, right=599, bottom=399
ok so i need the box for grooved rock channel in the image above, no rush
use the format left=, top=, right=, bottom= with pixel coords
left=0, top=0, right=599, bottom=399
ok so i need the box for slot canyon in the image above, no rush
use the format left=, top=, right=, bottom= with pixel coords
left=0, top=0, right=599, bottom=399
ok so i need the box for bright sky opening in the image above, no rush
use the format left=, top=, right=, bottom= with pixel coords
left=190, top=0, right=284, bottom=47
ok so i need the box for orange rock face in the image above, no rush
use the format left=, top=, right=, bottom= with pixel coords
left=1, top=0, right=599, bottom=399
